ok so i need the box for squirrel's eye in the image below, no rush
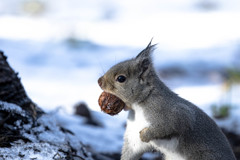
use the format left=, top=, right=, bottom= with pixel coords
left=116, top=75, right=126, bottom=83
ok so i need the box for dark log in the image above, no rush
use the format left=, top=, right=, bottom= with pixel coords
left=0, top=51, right=41, bottom=147
left=0, top=51, right=43, bottom=119
left=0, top=51, right=93, bottom=159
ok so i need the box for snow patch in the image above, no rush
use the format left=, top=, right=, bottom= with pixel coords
left=0, top=141, right=66, bottom=160
left=0, top=101, right=27, bottom=117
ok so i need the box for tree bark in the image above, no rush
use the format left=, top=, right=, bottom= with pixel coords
left=0, top=51, right=43, bottom=119
left=0, top=51, right=42, bottom=147
left=0, top=51, right=93, bottom=159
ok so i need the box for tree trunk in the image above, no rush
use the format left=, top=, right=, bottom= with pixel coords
left=0, top=51, right=43, bottom=119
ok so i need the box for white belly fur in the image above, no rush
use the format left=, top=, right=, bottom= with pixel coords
left=125, top=103, right=186, bottom=160
left=125, top=104, right=151, bottom=152
left=151, top=139, right=186, bottom=160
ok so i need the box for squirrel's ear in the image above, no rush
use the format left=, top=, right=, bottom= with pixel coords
left=136, top=39, right=156, bottom=60
left=136, top=40, right=157, bottom=81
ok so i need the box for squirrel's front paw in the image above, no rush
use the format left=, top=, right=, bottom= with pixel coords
left=140, top=127, right=151, bottom=142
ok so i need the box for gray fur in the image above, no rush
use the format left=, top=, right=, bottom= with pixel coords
left=98, top=41, right=236, bottom=160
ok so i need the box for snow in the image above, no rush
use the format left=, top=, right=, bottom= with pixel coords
left=0, top=141, right=66, bottom=160
left=0, top=101, right=27, bottom=117
left=175, top=85, right=221, bottom=110
left=0, top=102, right=93, bottom=160
left=0, top=0, right=240, bottom=48
left=55, top=108, right=126, bottom=153
left=0, top=102, right=125, bottom=159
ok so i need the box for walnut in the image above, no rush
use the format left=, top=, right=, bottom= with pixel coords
left=98, top=91, right=125, bottom=116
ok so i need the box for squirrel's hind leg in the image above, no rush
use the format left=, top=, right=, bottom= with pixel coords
left=121, top=140, right=143, bottom=160
left=121, top=137, right=152, bottom=160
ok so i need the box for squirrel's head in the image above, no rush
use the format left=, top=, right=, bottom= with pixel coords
left=98, top=41, right=157, bottom=106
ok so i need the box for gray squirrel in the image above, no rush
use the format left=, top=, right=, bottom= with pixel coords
left=98, top=41, right=236, bottom=160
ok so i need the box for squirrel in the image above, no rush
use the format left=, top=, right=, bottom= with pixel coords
left=98, top=40, right=236, bottom=160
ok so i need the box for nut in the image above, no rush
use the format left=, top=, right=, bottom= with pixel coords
left=98, top=91, right=125, bottom=116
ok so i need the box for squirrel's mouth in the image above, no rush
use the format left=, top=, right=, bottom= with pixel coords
left=98, top=76, right=131, bottom=112
left=124, top=105, right=130, bottom=111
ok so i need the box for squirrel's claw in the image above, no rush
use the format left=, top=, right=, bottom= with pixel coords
left=140, top=127, right=151, bottom=142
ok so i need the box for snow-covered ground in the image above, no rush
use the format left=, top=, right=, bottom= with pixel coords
left=0, top=0, right=240, bottom=157
left=0, top=101, right=93, bottom=160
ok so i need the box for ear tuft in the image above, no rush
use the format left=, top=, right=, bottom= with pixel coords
left=135, top=39, right=157, bottom=81
left=136, top=39, right=157, bottom=59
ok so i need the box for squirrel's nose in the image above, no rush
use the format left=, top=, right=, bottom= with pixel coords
left=98, top=77, right=103, bottom=87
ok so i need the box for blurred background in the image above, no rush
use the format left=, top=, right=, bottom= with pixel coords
left=1, top=0, right=240, bottom=159
left=0, top=0, right=240, bottom=121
